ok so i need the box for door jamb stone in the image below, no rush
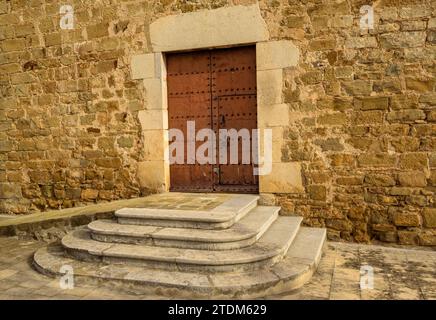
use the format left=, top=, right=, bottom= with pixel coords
left=130, top=4, right=303, bottom=196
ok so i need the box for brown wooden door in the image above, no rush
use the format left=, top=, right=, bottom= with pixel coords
left=167, top=46, right=258, bottom=193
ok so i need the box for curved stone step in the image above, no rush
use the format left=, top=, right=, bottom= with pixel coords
left=34, top=227, right=326, bottom=299
left=116, top=194, right=259, bottom=229
left=61, top=216, right=302, bottom=272
left=88, top=206, right=280, bottom=250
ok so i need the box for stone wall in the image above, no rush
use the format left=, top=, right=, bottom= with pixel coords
left=261, top=0, right=436, bottom=246
left=0, top=0, right=435, bottom=246
left=0, top=0, right=153, bottom=213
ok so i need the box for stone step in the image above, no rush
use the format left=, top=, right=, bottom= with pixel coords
left=34, top=227, right=326, bottom=299
left=115, top=194, right=259, bottom=229
left=88, top=206, right=280, bottom=250
left=61, top=216, right=302, bottom=272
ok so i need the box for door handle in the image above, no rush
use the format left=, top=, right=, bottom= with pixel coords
left=220, top=115, right=225, bottom=126
left=213, top=167, right=220, bottom=175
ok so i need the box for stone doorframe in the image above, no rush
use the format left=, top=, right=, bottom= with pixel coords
left=130, top=4, right=303, bottom=196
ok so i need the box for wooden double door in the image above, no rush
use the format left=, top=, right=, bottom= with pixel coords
left=167, top=45, right=258, bottom=193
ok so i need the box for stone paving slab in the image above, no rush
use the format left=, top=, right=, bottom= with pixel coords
left=0, top=236, right=435, bottom=300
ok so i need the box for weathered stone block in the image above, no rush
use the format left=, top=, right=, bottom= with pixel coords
left=0, top=63, right=21, bottom=73
left=257, top=69, right=282, bottom=105
left=406, top=77, right=435, bottom=92
left=0, top=183, right=22, bottom=199
left=309, top=1, right=350, bottom=15
left=352, top=111, right=383, bottom=125
left=354, top=97, right=389, bottom=110
left=258, top=104, right=289, bottom=127
left=347, top=137, right=382, bottom=151
left=326, top=219, right=352, bottom=232
left=258, top=193, right=276, bottom=206
left=422, top=208, right=436, bottom=228
left=143, top=130, right=167, bottom=161
left=307, top=185, right=327, bottom=201
left=259, top=162, right=304, bottom=193
left=11, top=72, right=35, bottom=84
left=346, top=206, right=366, bottom=221
left=65, top=188, right=81, bottom=200
left=418, top=232, right=436, bottom=246
left=344, top=37, right=377, bottom=49
left=372, top=224, right=396, bottom=232
left=358, top=153, right=397, bottom=168
left=380, top=32, right=426, bottom=48
left=144, top=77, right=166, bottom=110
left=300, top=71, right=322, bottom=85
left=2, top=38, right=25, bottom=52
left=378, top=231, right=398, bottom=243
left=401, top=21, right=426, bottom=31
left=256, top=40, right=299, bottom=70
left=83, top=150, right=103, bottom=159
left=428, top=110, right=436, bottom=122
left=97, top=137, right=115, bottom=150
left=0, top=140, right=13, bottom=152
left=333, top=67, right=353, bottom=80
left=336, top=176, right=363, bottom=186
left=421, top=92, right=436, bottom=105
left=95, top=158, right=122, bottom=168
left=399, top=6, right=430, bottom=19
left=386, top=109, right=425, bottom=122
left=87, top=22, right=109, bottom=39
left=117, top=136, right=134, bottom=148
left=398, top=172, right=427, bottom=187
left=128, top=100, right=144, bottom=112
left=95, top=60, right=117, bottom=73
left=364, top=174, right=396, bottom=187
left=18, top=139, right=36, bottom=151
left=131, top=53, right=157, bottom=80
left=98, top=37, right=119, bottom=51
left=317, top=113, right=347, bottom=126
left=399, top=153, right=428, bottom=170
left=329, top=154, right=355, bottom=167
left=390, top=137, right=420, bottom=152
left=308, top=37, right=336, bottom=51
left=311, top=16, right=329, bottom=31
left=342, top=80, right=372, bottom=96
left=44, top=33, right=61, bottom=46
left=389, top=187, right=412, bottom=196
left=137, top=160, right=169, bottom=191
left=314, top=138, right=344, bottom=151
left=284, top=15, right=307, bottom=28
left=81, top=189, right=99, bottom=201
left=0, top=14, right=19, bottom=26
left=392, top=212, right=421, bottom=227
left=331, top=15, right=353, bottom=28
left=398, top=231, right=418, bottom=245
left=28, top=170, right=51, bottom=184
left=138, top=109, right=168, bottom=130
left=149, top=4, right=269, bottom=52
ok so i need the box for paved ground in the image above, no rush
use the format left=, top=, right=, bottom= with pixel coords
left=0, top=236, right=434, bottom=300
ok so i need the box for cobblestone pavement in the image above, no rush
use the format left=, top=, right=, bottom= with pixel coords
left=0, top=236, right=434, bottom=300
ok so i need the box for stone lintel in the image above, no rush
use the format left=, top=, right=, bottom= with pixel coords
left=150, top=4, right=269, bottom=52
